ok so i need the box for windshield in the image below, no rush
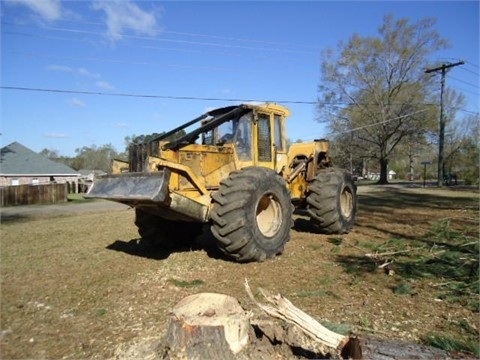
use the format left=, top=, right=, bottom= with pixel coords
left=164, top=106, right=249, bottom=149
left=202, top=110, right=253, bottom=146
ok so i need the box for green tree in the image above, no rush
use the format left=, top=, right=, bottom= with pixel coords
left=317, top=15, right=447, bottom=184
left=124, top=130, right=187, bottom=151
left=390, top=131, right=431, bottom=180
left=39, top=148, right=60, bottom=159
left=71, top=144, right=118, bottom=173
left=451, top=114, right=480, bottom=185
left=39, top=148, right=76, bottom=169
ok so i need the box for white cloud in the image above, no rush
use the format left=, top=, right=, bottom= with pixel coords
left=96, top=81, right=115, bottom=91
left=47, top=65, right=113, bottom=93
left=46, top=65, right=101, bottom=79
left=115, top=122, right=129, bottom=128
left=5, top=0, right=62, bottom=21
left=67, top=98, right=86, bottom=107
left=46, top=64, right=73, bottom=73
left=44, top=132, right=68, bottom=139
left=78, top=68, right=101, bottom=79
left=92, top=0, right=160, bottom=41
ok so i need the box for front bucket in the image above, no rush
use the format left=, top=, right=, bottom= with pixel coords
left=85, top=170, right=170, bottom=203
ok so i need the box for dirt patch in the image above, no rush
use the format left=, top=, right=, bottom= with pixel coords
left=0, top=185, right=478, bottom=359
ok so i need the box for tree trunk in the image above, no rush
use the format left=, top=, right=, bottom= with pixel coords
left=408, top=152, right=414, bottom=181
left=378, top=157, right=389, bottom=184
left=160, top=293, right=250, bottom=359
left=359, top=335, right=451, bottom=359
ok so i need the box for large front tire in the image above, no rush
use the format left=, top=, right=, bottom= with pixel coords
left=210, top=167, right=293, bottom=262
left=306, top=168, right=357, bottom=234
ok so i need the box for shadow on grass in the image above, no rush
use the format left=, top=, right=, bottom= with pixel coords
left=0, top=213, right=31, bottom=223
left=353, top=186, right=479, bottom=241
left=106, top=227, right=230, bottom=262
left=294, top=186, right=478, bottom=236
left=107, top=239, right=176, bottom=260
left=358, top=187, right=478, bottom=212
left=293, top=217, right=323, bottom=234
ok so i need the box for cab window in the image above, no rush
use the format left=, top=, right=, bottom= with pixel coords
left=257, top=113, right=271, bottom=162
left=235, top=112, right=253, bottom=161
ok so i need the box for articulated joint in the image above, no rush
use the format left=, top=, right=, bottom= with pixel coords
left=287, top=156, right=311, bottom=183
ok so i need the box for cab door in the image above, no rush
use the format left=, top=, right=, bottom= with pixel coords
left=273, top=113, right=288, bottom=173
left=254, top=111, right=275, bottom=170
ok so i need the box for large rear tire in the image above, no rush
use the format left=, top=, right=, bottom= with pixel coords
left=210, top=167, right=293, bottom=262
left=306, top=168, right=357, bottom=234
left=135, top=208, right=203, bottom=248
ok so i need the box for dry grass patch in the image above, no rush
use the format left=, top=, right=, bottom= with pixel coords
left=0, top=185, right=478, bottom=359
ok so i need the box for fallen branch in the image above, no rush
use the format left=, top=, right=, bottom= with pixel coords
left=460, top=241, right=478, bottom=247
left=365, top=249, right=413, bottom=258
left=244, top=278, right=361, bottom=359
left=378, top=261, right=393, bottom=269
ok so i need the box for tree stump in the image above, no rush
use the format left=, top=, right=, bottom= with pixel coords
left=161, top=293, right=250, bottom=359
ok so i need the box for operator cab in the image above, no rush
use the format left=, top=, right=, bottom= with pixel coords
left=162, top=103, right=289, bottom=171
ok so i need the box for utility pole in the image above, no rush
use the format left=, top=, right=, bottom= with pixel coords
left=425, top=61, right=464, bottom=187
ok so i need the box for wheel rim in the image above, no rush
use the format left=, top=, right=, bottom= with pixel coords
left=256, top=194, right=283, bottom=237
left=340, top=186, right=354, bottom=218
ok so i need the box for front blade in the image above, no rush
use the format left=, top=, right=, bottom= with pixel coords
left=85, top=170, right=170, bottom=203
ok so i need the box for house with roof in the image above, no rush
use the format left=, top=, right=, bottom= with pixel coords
left=0, top=142, right=80, bottom=190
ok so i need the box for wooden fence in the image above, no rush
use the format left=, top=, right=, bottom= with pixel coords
left=0, top=183, right=68, bottom=207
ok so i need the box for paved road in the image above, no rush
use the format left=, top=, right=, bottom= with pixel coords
left=2, top=182, right=475, bottom=222
left=0, top=200, right=131, bottom=221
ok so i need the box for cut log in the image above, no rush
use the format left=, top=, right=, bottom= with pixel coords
left=161, top=293, right=250, bottom=359
left=359, top=335, right=451, bottom=360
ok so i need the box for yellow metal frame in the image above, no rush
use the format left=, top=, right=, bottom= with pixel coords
left=109, top=103, right=332, bottom=215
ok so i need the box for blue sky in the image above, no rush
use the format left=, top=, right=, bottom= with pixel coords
left=1, top=0, right=479, bottom=157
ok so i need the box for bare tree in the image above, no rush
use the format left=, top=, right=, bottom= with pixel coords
left=441, top=89, right=467, bottom=176
left=317, top=15, right=447, bottom=184
left=446, top=112, right=480, bottom=185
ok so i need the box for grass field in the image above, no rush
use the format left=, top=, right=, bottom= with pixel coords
left=1, top=184, right=478, bottom=359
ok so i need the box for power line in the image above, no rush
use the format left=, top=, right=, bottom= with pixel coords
left=2, top=30, right=312, bottom=66
left=336, top=109, right=429, bottom=135
left=2, top=19, right=321, bottom=51
left=51, top=18, right=321, bottom=50
left=2, top=22, right=317, bottom=55
left=0, top=86, right=318, bottom=105
left=3, top=86, right=478, bottom=114
left=459, top=66, right=480, bottom=77
left=465, top=61, right=479, bottom=69
left=7, top=50, right=249, bottom=73
left=3, top=32, right=278, bottom=62
left=449, top=75, right=479, bottom=89
left=448, top=86, right=479, bottom=98
left=293, top=109, right=430, bottom=141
